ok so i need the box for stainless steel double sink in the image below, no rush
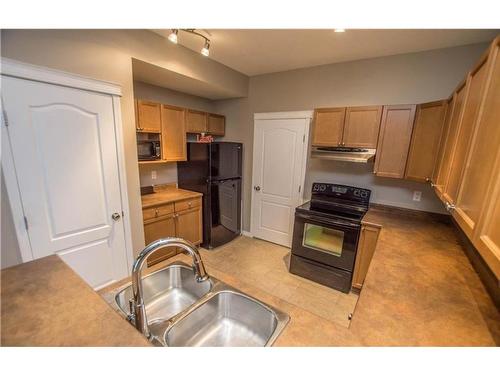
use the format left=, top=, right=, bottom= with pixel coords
left=108, top=262, right=289, bottom=347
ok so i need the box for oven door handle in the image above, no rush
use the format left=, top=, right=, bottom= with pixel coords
left=295, top=212, right=361, bottom=229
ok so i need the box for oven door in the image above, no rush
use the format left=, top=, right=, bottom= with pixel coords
left=291, top=211, right=360, bottom=272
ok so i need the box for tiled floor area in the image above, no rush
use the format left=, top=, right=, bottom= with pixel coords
left=199, top=207, right=500, bottom=346
left=200, top=236, right=358, bottom=328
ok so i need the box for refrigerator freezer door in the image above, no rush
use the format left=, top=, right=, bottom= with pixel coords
left=209, top=142, right=242, bottom=180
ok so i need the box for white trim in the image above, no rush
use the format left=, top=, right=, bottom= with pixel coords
left=241, top=230, right=253, bottom=238
left=254, top=110, right=313, bottom=120
left=111, top=96, right=134, bottom=273
left=1, top=58, right=122, bottom=97
left=1, top=107, right=34, bottom=262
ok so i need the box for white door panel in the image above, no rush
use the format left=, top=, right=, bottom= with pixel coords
left=251, top=118, right=308, bottom=247
left=2, top=76, right=128, bottom=288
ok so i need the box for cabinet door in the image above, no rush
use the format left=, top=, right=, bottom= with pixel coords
left=175, top=207, right=202, bottom=245
left=352, top=224, right=381, bottom=290
left=143, top=214, right=177, bottom=266
left=343, top=106, right=382, bottom=148
left=161, top=105, right=187, bottom=162
left=374, top=105, right=416, bottom=178
left=136, top=100, right=162, bottom=133
left=311, top=108, right=346, bottom=146
left=405, top=100, right=447, bottom=182
left=433, top=81, right=467, bottom=201
left=208, top=113, right=225, bottom=136
left=431, top=96, right=454, bottom=186
left=453, top=37, right=500, bottom=241
left=186, top=110, right=208, bottom=133
left=444, top=54, right=490, bottom=204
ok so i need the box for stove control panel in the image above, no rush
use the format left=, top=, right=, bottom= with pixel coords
left=311, top=183, right=371, bottom=204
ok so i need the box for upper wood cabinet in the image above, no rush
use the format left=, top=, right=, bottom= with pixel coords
left=161, top=104, right=187, bottom=162
left=136, top=100, right=162, bottom=133
left=431, top=96, right=454, bottom=187
left=343, top=106, right=383, bottom=148
left=433, top=81, right=467, bottom=202
left=208, top=113, right=225, bottom=136
left=186, top=110, right=208, bottom=133
left=452, top=37, right=500, bottom=241
left=312, top=107, right=346, bottom=146
left=443, top=54, right=490, bottom=205
left=463, top=37, right=500, bottom=281
left=405, top=100, right=447, bottom=183
left=374, top=105, right=416, bottom=178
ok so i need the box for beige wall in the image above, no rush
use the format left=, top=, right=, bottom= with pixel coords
left=1, top=29, right=248, bottom=260
left=215, top=42, right=489, bottom=231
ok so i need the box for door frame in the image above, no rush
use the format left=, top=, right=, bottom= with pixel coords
left=249, top=111, right=312, bottom=238
left=1, top=58, right=134, bottom=272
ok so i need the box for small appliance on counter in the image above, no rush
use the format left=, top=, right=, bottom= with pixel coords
left=289, top=182, right=371, bottom=293
left=177, top=142, right=242, bottom=249
left=137, top=133, right=161, bottom=161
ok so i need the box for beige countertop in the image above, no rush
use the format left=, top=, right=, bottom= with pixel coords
left=0, top=256, right=149, bottom=346
left=141, top=186, right=202, bottom=209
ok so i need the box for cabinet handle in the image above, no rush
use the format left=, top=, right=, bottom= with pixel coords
left=445, top=202, right=456, bottom=212
left=155, top=208, right=159, bottom=217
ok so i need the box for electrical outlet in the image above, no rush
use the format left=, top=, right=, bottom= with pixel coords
left=413, top=190, right=422, bottom=202
left=151, top=170, right=157, bottom=180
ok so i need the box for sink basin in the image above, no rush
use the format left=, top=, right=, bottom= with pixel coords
left=114, top=264, right=212, bottom=323
left=165, top=291, right=281, bottom=347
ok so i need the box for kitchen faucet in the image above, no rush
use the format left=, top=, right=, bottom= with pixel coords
left=130, top=237, right=209, bottom=338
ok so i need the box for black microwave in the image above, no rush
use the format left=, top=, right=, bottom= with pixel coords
left=137, top=140, right=161, bottom=160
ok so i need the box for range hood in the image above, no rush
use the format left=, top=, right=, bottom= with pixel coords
left=311, top=146, right=376, bottom=163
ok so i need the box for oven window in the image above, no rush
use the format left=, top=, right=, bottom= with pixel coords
left=302, top=223, right=344, bottom=257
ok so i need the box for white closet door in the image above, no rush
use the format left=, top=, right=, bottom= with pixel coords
left=2, top=76, right=128, bottom=289
left=251, top=118, right=307, bottom=247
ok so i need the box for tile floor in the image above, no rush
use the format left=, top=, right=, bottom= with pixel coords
left=200, top=236, right=358, bottom=328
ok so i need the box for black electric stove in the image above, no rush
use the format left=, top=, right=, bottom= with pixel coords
left=289, top=183, right=371, bottom=293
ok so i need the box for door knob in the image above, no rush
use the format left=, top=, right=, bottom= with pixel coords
left=111, top=212, right=121, bottom=221
left=254, top=186, right=261, bottom=191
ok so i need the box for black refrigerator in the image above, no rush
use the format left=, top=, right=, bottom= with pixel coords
left=177, top=142, right=242, bottom=249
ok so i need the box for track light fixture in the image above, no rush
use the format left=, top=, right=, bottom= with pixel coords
left=167, top=29, right=211, bottom=57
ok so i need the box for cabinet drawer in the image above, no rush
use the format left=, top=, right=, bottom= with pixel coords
left=174, top=197, right=201, bottom=212
left=142, top=203, right=174, bottom=221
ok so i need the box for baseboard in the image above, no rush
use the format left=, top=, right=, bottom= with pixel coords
left=369, top=203, right=451, bottom=223
left=451, top=217, right=500, bottom=309
left=241, top=230, right=253, bottom=238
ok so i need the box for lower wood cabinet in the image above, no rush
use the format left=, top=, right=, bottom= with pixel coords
left=352, top=223, right=381, bottom=290
left=374, top=105, right=416, bottom=178
left=405, top=100, right=447, bottom=183
left=144, top=213, right=177, bottom=265
left=143, top=197, right=203, bottom=267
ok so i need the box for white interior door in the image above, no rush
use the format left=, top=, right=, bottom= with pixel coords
left=251, top=116, right=309, bottom=247
left=2, top=76, right=129, bottom=289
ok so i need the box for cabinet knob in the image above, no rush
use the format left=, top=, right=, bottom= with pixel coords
left=155, top=208, right=159, bottom=217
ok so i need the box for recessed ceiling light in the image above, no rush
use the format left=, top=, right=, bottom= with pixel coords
left=334, top=29, right=346, bottom=33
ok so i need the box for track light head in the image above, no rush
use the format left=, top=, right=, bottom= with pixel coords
left=201, top=40, right=210, bottom=57
left=168, top=29, right=178, bottom=44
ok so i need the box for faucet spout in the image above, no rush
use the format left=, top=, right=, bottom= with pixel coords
left=130, top=237, right=209, bottom=337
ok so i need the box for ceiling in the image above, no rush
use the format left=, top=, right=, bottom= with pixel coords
left=151, top=29, right=498, bottom=76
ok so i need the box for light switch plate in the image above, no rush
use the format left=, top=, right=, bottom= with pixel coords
left=413, top=191, right=422, bottom=202
left=151, top=170, right=157, bottom=180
